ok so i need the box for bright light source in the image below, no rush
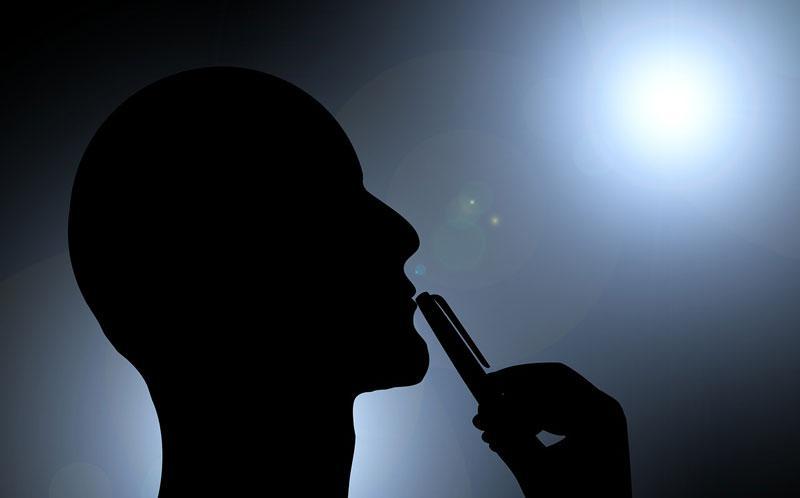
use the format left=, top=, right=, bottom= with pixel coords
left=584, top=21, right=747, bottom=189
left=629, top=59, right=714, bottom=152
left=618, top=53, right=720, bottom=162
left=634, top=66, right=708, bottom=139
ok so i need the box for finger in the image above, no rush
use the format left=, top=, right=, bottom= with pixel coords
left=482, top=362, right=613, bottom=434
left=486, top=362, right=595, bottom=399
left=472, top=412, right=521, bottom=431
left=477, top=396, right=544, bottom=433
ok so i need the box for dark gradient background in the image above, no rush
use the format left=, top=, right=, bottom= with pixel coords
left=3, top=1, right=800, bottom=497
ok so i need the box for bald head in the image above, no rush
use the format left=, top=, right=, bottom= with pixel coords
left=69, top=66, right=426, bottom=396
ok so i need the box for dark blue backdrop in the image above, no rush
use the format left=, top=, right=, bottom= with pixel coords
left=2, top=2, right=800, bottom=497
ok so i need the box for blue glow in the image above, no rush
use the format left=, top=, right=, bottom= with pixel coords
left=4, top=3, right=800, bottom=498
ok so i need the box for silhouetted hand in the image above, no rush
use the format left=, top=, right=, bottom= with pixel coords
left=473, top=363, right=632, bottom=498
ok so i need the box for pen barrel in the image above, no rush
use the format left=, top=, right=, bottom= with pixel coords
left=416, top=292, right=488, bottom=402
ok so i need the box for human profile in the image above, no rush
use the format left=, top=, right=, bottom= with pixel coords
left=68, top=67, right=631, bottom=497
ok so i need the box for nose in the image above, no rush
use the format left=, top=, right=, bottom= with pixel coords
left=398, top=212, right=421, bottom=260
left=367, top=191, right=420, bottom=260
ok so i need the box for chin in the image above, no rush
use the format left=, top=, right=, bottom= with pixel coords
left=359, top=329, right=430, bottom=393
left=392, top=332, right=430, bottom=387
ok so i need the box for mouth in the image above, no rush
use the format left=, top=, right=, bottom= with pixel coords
left=405, top=279, right=417, bottom=300
left=408, top=282, right=418, bottom=314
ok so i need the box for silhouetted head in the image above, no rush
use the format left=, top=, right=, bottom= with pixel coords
left=68, top=67, right=428, bottom=408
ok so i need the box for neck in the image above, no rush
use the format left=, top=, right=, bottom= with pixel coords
left=153, top=384, right=357, bottom=497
